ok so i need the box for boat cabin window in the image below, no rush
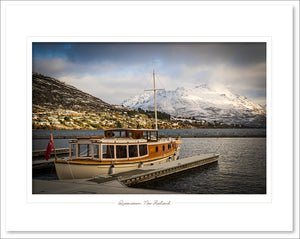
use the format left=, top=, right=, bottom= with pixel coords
left=150, top=131, right=157, bottom=141
left=139, top=144, right=148, bottom=156
left=155, top=146, right=158, bottom=152
left=112, top=130, right=126, bottom=137
left=102, top=145, right=115, bottom=159
left=116, top=145, right=127, bottom=158
left=128, top=132, right=133, bottom=138
left=78, top=144, right=91, bottom=157
left=143, top=131, right=148, bottom=140
left=129, top=145, right=138, bottom=157
left=163, top=145, right=165, bottom=151
left=70, top=144, right=76, bottom=158
left=93, top=144, right=100, bottom=159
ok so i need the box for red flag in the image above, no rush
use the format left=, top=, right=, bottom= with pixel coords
left=45, top=133, right=55, bottom=160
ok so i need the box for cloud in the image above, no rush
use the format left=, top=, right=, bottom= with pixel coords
left=32, top=42, right=266, bottom=105
left=58, top=71, right=152, bottom=104
left=33, top=57, right=69, bottom=76
left=208, top=62, right=266, bottom=105
left=209, top=62, right=266, bottom=88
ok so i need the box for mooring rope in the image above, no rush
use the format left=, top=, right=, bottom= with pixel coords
left=67, top=160, right=75, bottom=180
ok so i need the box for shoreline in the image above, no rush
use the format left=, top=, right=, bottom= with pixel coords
left=32, top=127, right=266, bottom=131
left=33, top=134, right=266, bottom=139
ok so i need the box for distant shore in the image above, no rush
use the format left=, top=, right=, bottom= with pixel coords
left=160, top=134, right=266, bottom=138
left=32, top=134, right=266, bottom=139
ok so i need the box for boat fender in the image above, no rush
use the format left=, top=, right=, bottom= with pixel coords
left=109, top=164, right=115, bottom=175
left=138, top=162, right=144, bottom=168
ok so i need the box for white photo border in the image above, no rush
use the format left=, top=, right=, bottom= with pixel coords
left=1, top=1, right=297, bottom=237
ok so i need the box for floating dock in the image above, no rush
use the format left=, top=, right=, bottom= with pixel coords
left=32, top=153, right=219, bottom=194
left=33, top=158, right=56, bottom=171
left=33, top=148, right=69, bottom=157
left=33, top=148, right=69, bottom=171
left=119, top=153, right=219, bottom=186
left=33, top=178, right=174, bottom=194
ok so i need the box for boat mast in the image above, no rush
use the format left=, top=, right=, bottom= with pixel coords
left=153, top=70, right=158, bottom=130
left=145, top=69, right=164, bottom=130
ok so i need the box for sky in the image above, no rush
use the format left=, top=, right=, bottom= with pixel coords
left=32, top=42, right=266, bottom=106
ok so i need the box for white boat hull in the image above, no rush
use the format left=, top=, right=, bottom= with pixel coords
left=55, top=152, right=180, bottom=180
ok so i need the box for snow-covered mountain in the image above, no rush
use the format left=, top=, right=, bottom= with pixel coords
left=122, top=85, right=266, bottom=127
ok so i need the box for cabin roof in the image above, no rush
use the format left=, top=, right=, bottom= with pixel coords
left=71, top=137, right=148, bottom=144
left=70, top=138, right=172, bottom=144
left=101, top=138, right=148, bottom=143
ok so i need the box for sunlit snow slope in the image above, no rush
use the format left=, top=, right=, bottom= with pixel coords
left=122, top=85, right=266, bottom=127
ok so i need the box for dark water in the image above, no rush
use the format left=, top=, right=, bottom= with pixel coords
left=135, top=137, right=266, bottom=194
left=32, top=129, right=266, bottom=194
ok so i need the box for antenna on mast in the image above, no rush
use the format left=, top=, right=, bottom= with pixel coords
left=145, top=69, right=165, bottom=130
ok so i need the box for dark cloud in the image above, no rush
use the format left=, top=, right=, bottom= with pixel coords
left=33, top=42, right=266, bottom=66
